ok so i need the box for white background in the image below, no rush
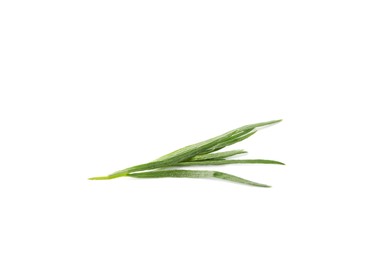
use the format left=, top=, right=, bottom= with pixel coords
left=1, top=1, right=389, bottom=259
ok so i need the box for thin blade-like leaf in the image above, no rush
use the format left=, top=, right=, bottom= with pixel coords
left=173, top=159, right=285, bottom=166
left=213, top=171, right=271, bottom=188
left=202, top=130, right=257, bottom=154
left=187, top=150, right=247, bottom=161
left=126, top=169, right=270, bottom=188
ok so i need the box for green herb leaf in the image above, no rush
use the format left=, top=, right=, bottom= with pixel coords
left=199, top=129, right=257, bottom=154
left=187, top=149, right=247, bottom=161
left=127, top=169, right=271, bottom=188
left=173, top=159, right=285, bottom=167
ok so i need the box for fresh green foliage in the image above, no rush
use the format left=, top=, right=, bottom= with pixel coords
left=173, top=159, right=285, bottom=167
left=187, top=150, right=247, bottom=161
left=89, top=120, right=284, bottom=187
left=128, top=169, right=271, bottom=188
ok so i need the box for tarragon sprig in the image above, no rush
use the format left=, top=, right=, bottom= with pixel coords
left=89, top=120, right=284, bottom=187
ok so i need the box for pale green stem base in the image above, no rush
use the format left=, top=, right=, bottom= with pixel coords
left=89, top=171, right=128, bottom=180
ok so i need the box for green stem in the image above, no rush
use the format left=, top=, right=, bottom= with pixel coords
left=89, top=171, right=128, bottom=180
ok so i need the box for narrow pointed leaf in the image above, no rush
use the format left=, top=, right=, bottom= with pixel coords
left=172, top=159, right=285, bottom=167
left=126, top=169, right=270, bottom=188
left=202, top=130, right=257, bottom=154
left=187, top=150, right=247, bottom=161
left=213, top=171, right=271, bottom=188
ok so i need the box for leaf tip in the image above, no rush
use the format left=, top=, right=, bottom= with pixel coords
left=271, top=119, right=282, bottom=124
